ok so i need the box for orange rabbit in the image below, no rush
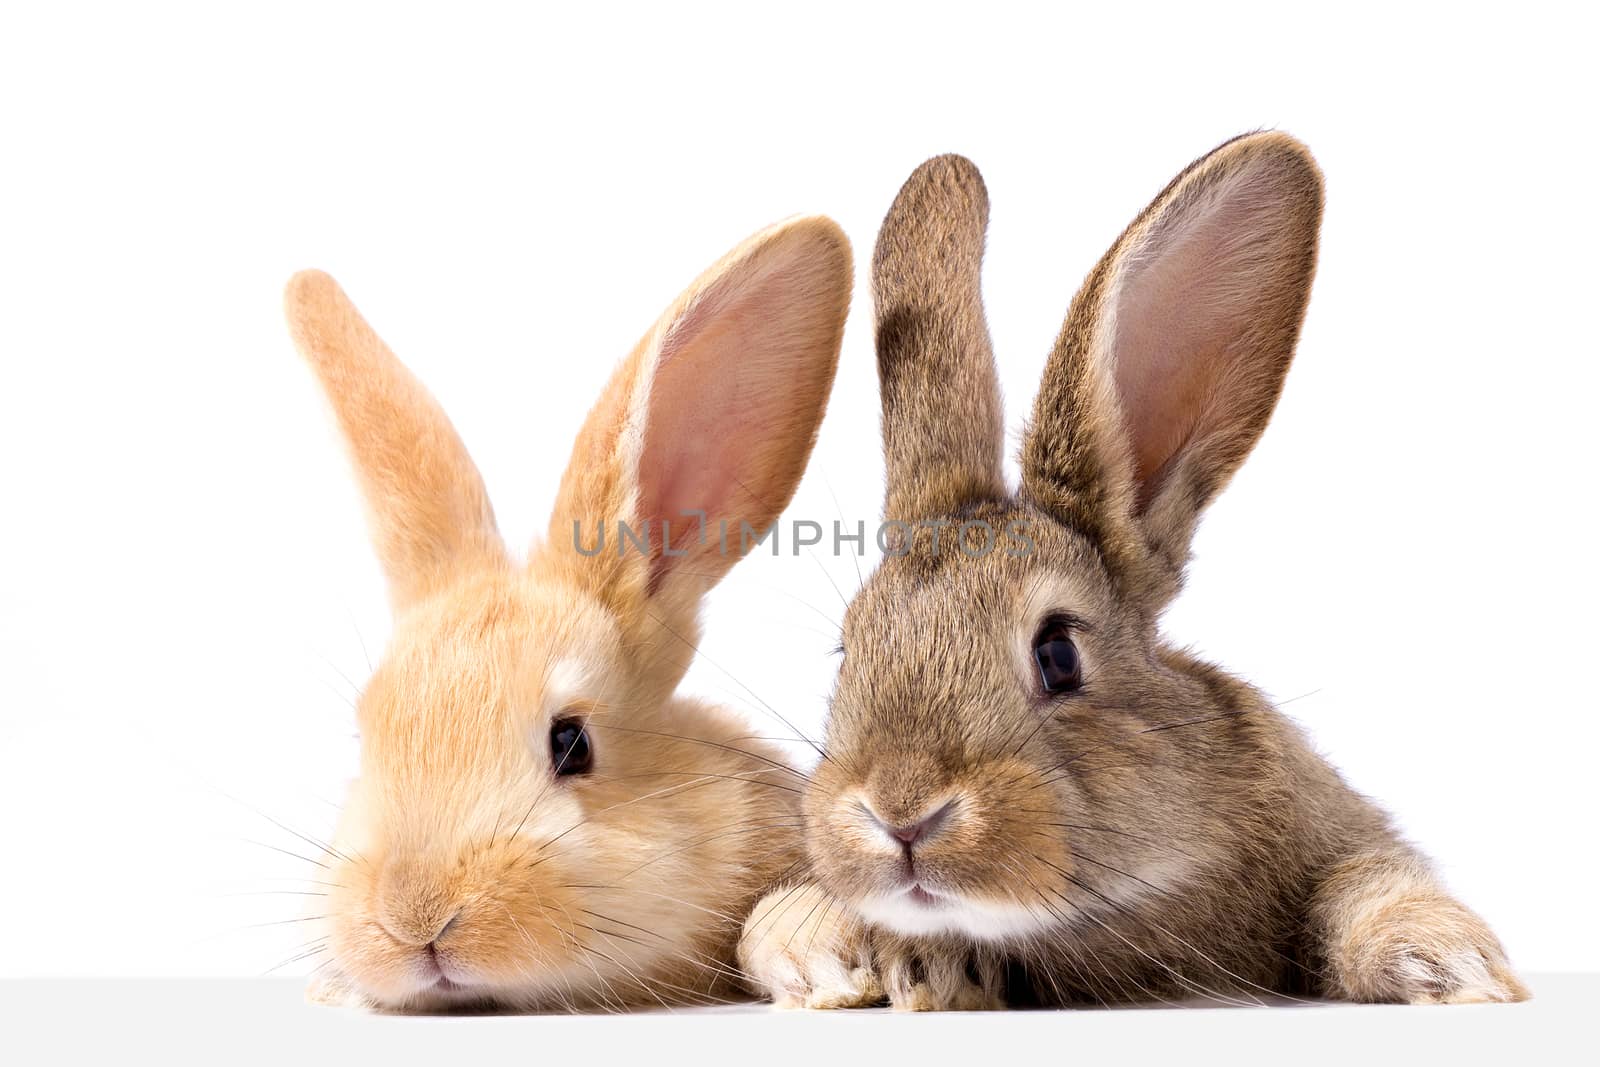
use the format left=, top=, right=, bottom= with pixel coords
left=284, top=217, right=851, bottom=1010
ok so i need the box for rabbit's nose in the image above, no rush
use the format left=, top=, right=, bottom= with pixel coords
left=376, top=855, right=461, bottom=946
left=866, top=795, right=958, bottom=851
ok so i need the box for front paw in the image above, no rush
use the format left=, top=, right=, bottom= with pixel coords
left=738, top=883, right=884, bottom=1009
left=305, top=969, right=368, bottom=1009
left=1330, top=897, right=1529, bottom=1005
left=878, top=937, right=1004, bottom=1012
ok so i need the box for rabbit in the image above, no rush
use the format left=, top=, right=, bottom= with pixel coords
left=281, top=214, right=852, bottom=1011
left=738, top=134, right=1529, bottom=1010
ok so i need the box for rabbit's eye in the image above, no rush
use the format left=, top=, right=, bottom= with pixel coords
left=1033, top=617, right=1083, bottom=694
left=549, top=718, right=594, bottom=776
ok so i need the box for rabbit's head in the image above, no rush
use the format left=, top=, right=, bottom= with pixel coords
left=285, top=217, right=851, bottom=1008
left=805, top=136, right=1322, bottom=942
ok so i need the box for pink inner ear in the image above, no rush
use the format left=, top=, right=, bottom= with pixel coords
left=645, top=297, right=763, bottom=546
left=635, top=254, right=836, bottom=587
left=1109, top=165, right=1300, bottom=504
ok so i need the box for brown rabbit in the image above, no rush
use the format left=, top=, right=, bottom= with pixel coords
left=739, top=134, right=1528, bottom=1009
left=283, top=217, right=852, bottom=1011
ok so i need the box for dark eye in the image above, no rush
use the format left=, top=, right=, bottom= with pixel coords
left=1033, top=616, right=1083, bottom=695
left=549, top=718, right=593, bottom=776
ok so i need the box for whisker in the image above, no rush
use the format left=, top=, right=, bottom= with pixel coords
left=240, top=915, right=328, bottom=929
left=643, top=608, right=829, bottom=763
left=583, top=724, right=808, bottom=780
left=242, top=840, right=329, bottom=871
left=612, top=820, right=807, bottom=881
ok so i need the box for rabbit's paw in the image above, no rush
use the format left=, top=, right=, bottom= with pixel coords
left=305, top=969, right=367, bottom=1009
left=1330, top=896, right=1529, bottom=1004
left=879, top=939, right=1004, bottom=1012
left=738, top=883, right=884, bottom=1009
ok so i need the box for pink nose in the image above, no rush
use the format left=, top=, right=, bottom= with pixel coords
left=873, top=797, right=957, bottom=849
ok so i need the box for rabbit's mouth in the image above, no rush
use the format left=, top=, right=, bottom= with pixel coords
left=419, top=948, right=478, bottom=996
left=856, top=882, right=1056, bottom=942
left=413, top=967, right=498, bottom=1009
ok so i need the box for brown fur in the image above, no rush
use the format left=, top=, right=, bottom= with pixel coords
left=742, top=136, right=1526, bottom=1009
left=283, top=215, right=852, bottom=1011
left=872, top=154, right=1006, bottom=523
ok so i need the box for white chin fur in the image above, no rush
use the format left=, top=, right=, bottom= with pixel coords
left=855, top=889, right=1056, bottom=942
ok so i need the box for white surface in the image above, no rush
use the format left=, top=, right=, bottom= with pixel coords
left=3, top=976, right=1591, bottom=1066
left=1, top=0, right=1596, bottom=979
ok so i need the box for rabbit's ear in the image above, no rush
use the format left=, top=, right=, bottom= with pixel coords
left=546, top=217, right=851, bottom=625
left=1022, top=132, right=1323, bottom=601
left=873, top=155, right=1006, bottom=523
left=285, top=271, right=505, bottom=613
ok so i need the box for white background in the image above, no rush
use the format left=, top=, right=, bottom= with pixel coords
left=1, top=1, right=1594, bottom=981
left=7, top=977, right=1595, bottom=1065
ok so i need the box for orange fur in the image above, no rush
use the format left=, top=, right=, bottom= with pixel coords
left=283, top=217, right=851, bottom=1011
